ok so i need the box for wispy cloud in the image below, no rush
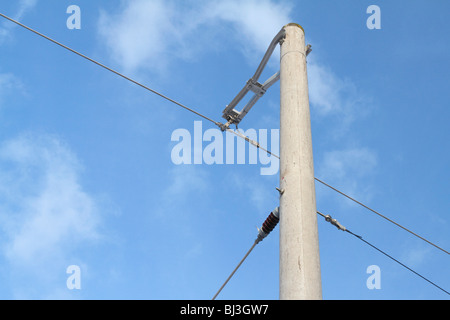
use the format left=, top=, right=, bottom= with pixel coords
left=400, top=244, right=432, bottom=269
left=0, top=133, right=104, bottom=298
left=97, top=0, right=293, bottom=73
left=230, top=172, right=277, bottom=215
left=308, top=57, right=377, bottom=205
left=96, top=1, right=378, bottom=211
left=98, top=0, right=180, bottom=73
left=307, top=59, right=372, bottom=134
left=319, top=148, right=377, bottom=180
left=205, top=0, right=292, bottom=57
left=156, top=165, right=210, bottom=219
left=0, top=0, right=38, bottom=43
left=97, top=0, right=370, bottom=129
left=317, top=147, right=378, bottom=204
left=0, top=73, right=24, bottom=107
left=15, top=0, right=38, bottom=20
left=0, top=133, right=102, bottom=263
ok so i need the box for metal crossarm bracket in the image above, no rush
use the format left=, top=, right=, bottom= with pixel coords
left=220, top=28, right=286, bottom=130
left=220, top=27, right=312, bottom=131
left=247, top=79, right=266, bottom=96
left=221, top=72, right=280, bottom=127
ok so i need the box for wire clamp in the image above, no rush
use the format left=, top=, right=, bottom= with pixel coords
left=324, top=214, right=347, bottom=232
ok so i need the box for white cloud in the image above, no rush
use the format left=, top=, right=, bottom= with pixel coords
left=156, top=165, right=210, bottom=222
left=319, top=148, right=377, bottom=180
left=96, top=0, right=369, bottom=130
left=0, top=0, right=38, bottom=43
left=307, top=60, right=370, bottom=132
left=317, top=147, right=377, bottom=203
left=230, top=172, right=277, bottom=215
left=0, top=133, right=102, bottom=266
left=165, top=165, right=209, bottom=201
left=97, top=0, right=293, bottom=73
left=96, top=1, right=377, bottom=206
left=98, top=0, right=178, bottom=73
left=15, top=0, right=38, bottom=20
left=0, top=73, right=23, bottom=106
left=206, top=0, right=292, bottom=56
left=308, top=63, right=346, bottom=115
left=401, top=245, right=432, bottom=269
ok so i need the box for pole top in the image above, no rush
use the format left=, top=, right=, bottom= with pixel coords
left=283, top=22, right=305, bottom=33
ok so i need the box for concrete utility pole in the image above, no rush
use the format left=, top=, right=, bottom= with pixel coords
left=279, top=23, right=322, bottom=300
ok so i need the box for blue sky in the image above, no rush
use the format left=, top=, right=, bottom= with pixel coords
left=0, top=0, right=449, bottom=300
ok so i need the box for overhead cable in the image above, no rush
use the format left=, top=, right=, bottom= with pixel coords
left=0, top=12, right=220, bottom=127
left=317, top=211, right=450, bottom=296
left=315, top=178, right=449, bottom=255
left=3, top=12, right=446, bottom=257
left=212, top=207, right=279, bottom=300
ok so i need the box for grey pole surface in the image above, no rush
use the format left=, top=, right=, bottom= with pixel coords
left=279, top=23, right=322, bottom=300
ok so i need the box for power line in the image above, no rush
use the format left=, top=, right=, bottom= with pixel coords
left=212, top=208, right=279, bottom=300
left=317, top=211, right=450, bottom=297
left=3, top=11, right=284, bottom=300
left=232, top=131, right=449, bottom=257
left=0, top=12, right=281, bottom=161
left=221, top=129, right=448, bottom=256
left=225, top=128, right=280, bottom=159
left=4, top=8, right=448, bottom=301
left=0, top=12, right=220, bottom=127
left=222, top=128, right=447, bottom=256
left=212, top=241, right=257, bottom=300
left=315, top=178, right=449, bottom=255
left=2, top=11, right=447, bottom=257
left=347, top=229, right=450, bottom=296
